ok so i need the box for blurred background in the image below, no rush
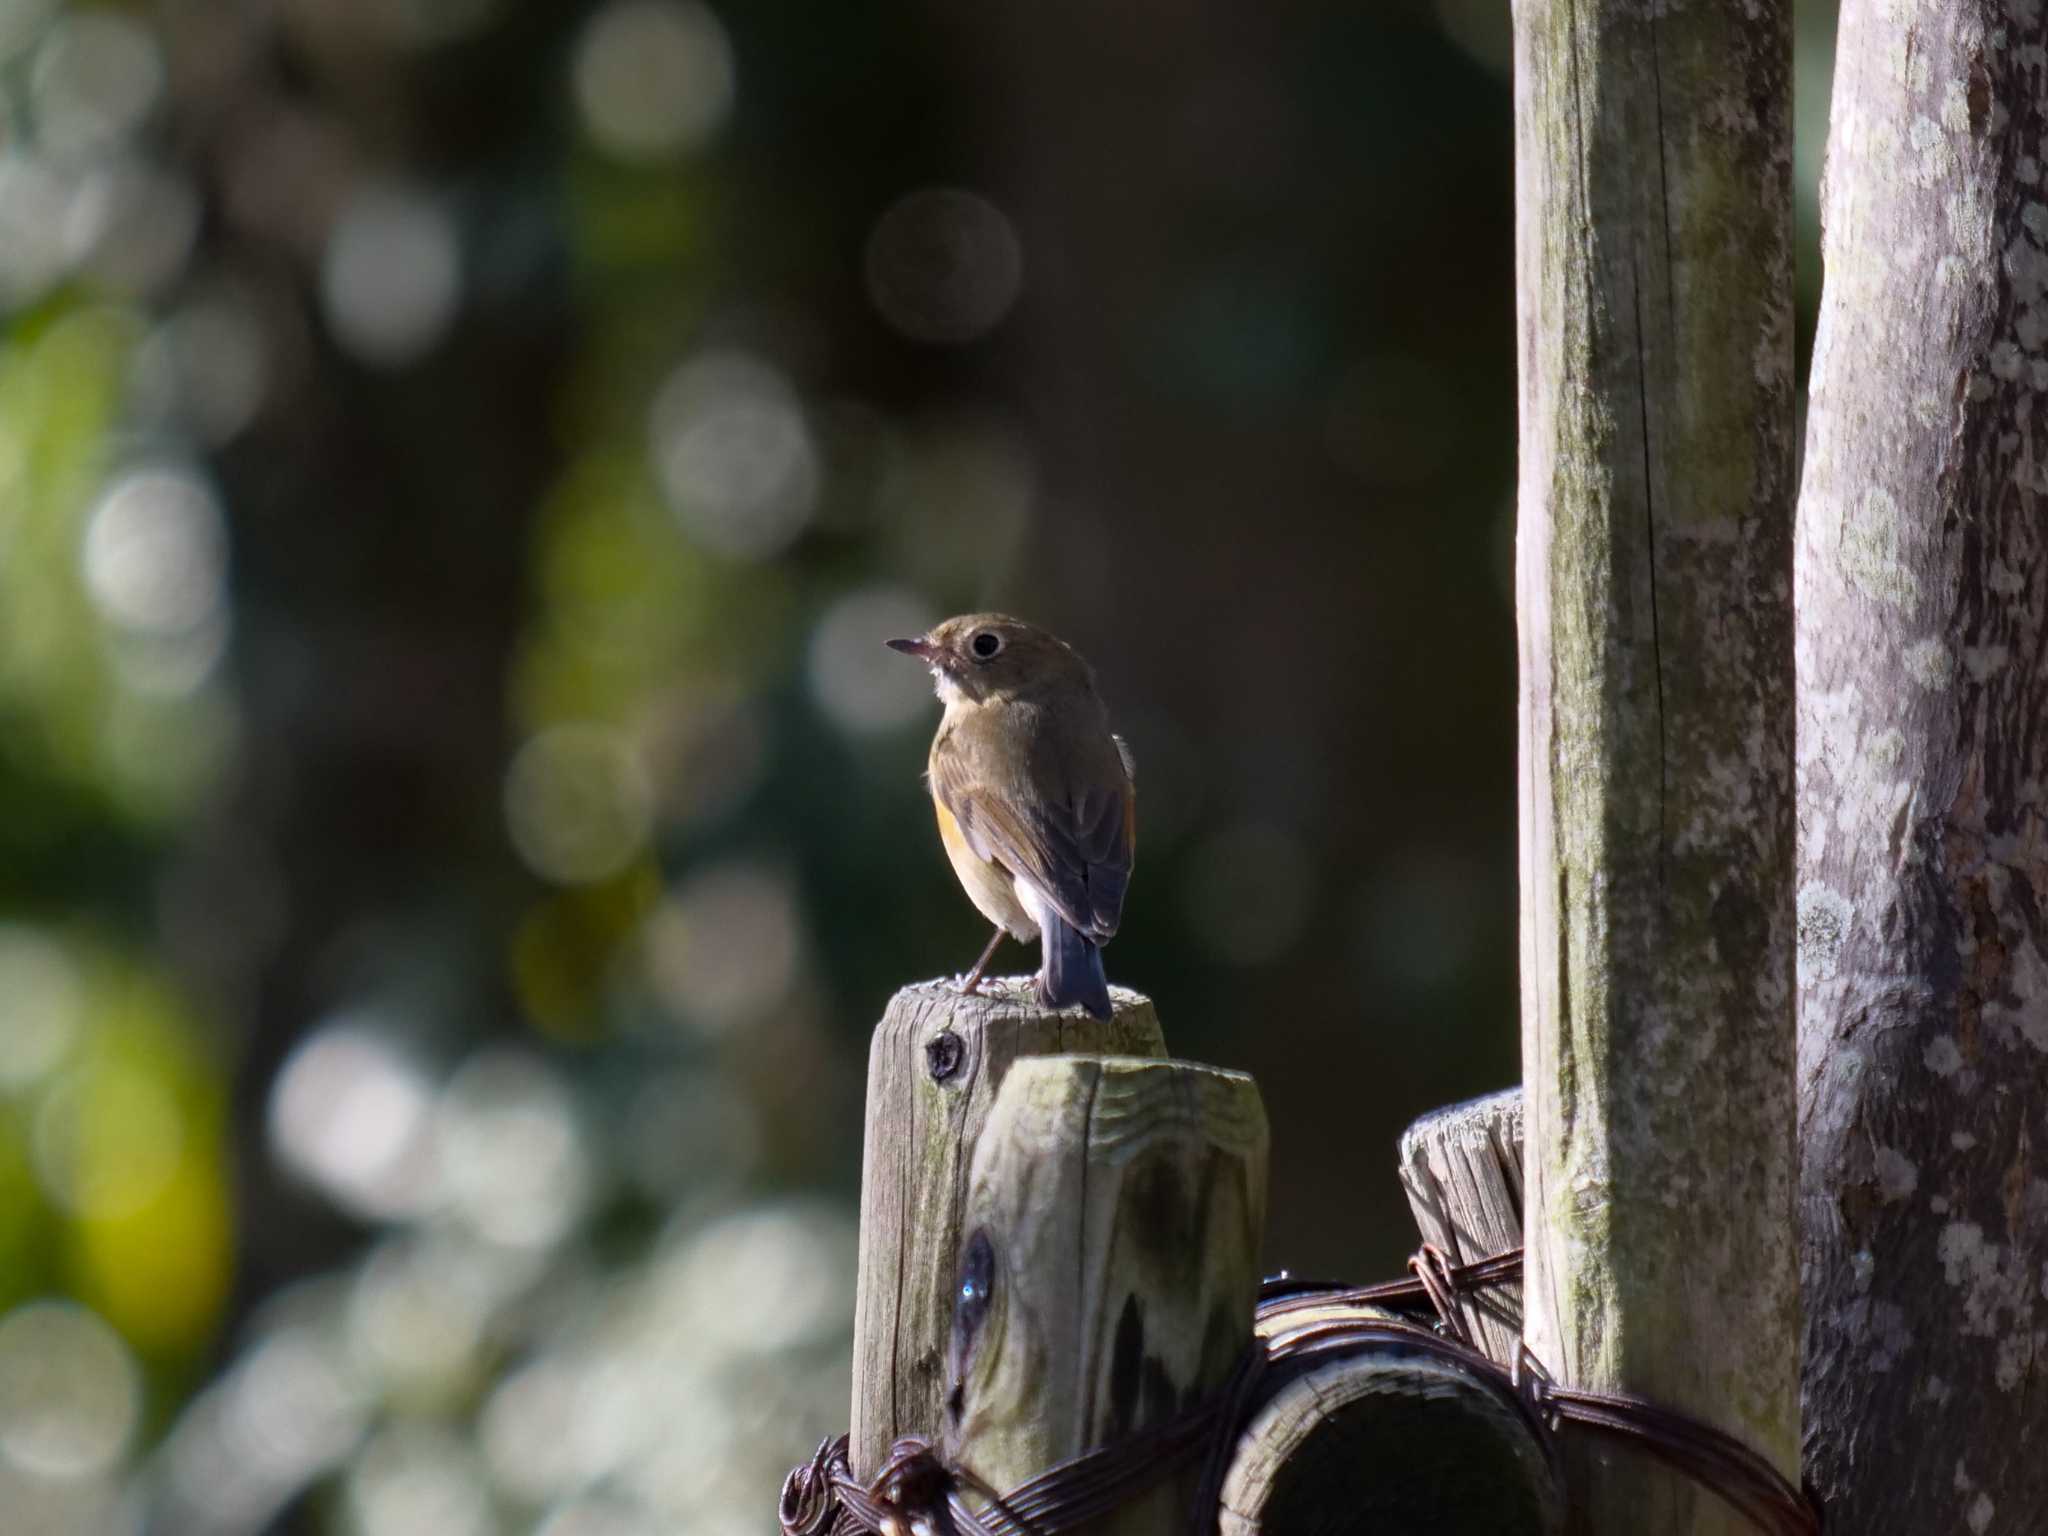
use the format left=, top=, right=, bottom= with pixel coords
left=0, top=1, right=1835, bottom=1532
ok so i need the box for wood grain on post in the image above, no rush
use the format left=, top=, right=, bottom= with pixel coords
left=849, top=979, right=1166, bottom=1477
left=1397, top=1088, right=1525, bottom=1364
left=944, top=1055, right=1266, bottom=1536
left=1513, top=0, right=1800, bottom=1529
left=1796, top=3, right=2048, bottom=1524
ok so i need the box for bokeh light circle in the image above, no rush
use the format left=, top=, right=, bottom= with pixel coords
left=0, top=156, right=78, bottom=307
left=805, top=586, right=938, bottom=734
left=133, top=293, right=269, bottom=445
left=643, top=863, right=802, bottom=1034
left=30, top=11, right=163, bottom=160
left=71, top=158, right=199, bottom=297
left=864, top=187, right=1023, bottom=345
left=269, top=1021, right=435, bottom=1220
left=80, top=466, right=229, bottom=638
left=572, top=0, right=734, bottom=163
left=662, top=1201, right=855, bottom=1357
left=31, top=1061, right=185, bottom=1219
left=346, top=1237, right=487, bottom=1403
left=319, top=183, right=461, bottom=368
left=648, top=351, right=819, bottom=561
left=504, top=723, right=652, bottom=885
left=479, top=1354, right=586, bottom=1505
left=344, top=1422, right=493, bottom=1536
left=0, top=925, right=83, bottom=1089
left=435, top=1050, right=591, bottom=1250
left=876, top=420, right=1035, bottom=586
left=224, top=1323, right=372, bottom=1485
left=0, top=1463, right=139, bottom=1536
left=0, top=1301, right=143, bottom=1480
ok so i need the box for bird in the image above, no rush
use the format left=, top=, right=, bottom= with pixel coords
left=886, top=614, right=1135, bottom=1019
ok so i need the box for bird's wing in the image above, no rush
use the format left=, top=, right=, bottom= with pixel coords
left=1071, top=772, right=1133, bottom=942
left=930, top=743, right=1132, bottom=945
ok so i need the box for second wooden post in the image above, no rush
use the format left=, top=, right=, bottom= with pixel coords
left=1513, top=0, right=1800, bottom=1528
left=944, top=1055, right=1267, bottom=1536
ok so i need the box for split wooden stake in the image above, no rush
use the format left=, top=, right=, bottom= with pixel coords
left=1397, top=1087, right=1525, bottom=1365
left=848, top=979, right=1166, bottom=1477
left=944, top=1055, right=1267, bottom=1536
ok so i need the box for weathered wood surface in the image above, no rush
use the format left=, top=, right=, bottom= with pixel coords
left=944, top=1055, right=1267, bottom=1536
left=1218, top=1339, right=1563, bottom=1536
left=1512, top=0, right=1800, bottom=1529
left=1250, top=1297, right=1405, bottom=1341
left=1795, top=2, right=2048, bottom=1524
left=1398, top=1088, right=1525, bottom=1364
left=849, top=980, right=1166, bottom=1477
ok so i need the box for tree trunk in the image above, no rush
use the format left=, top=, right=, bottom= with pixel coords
left=1512, top=0, right=1800, bottom=1529
left=1796, top=2, right=2048, bottom=1524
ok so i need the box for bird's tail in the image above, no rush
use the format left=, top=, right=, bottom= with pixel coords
left=1038, top=914, right=1111, bottom=1019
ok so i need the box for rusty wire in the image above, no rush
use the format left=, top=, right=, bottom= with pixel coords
left=781, top=1244, right=1821, bottom=1536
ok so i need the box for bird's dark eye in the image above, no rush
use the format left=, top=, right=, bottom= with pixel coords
left=971, top=630, right=1002, bottom=660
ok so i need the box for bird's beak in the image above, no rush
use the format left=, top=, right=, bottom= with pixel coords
left=886, top=635, right=935, bottom=660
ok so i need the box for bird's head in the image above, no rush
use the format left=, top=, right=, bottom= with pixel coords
left=886, top=613, right=1094, bottom=705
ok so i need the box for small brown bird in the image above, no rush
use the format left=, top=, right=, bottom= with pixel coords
left=887, top=614, right=1135, bottom=1018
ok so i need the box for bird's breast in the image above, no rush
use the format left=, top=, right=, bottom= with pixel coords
left=933, top=795, right=1037, bottom=940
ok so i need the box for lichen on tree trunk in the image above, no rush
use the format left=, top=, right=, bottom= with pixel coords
left=1796, top=2, right=2048, bottom=1526
left=1512, top=0, right=1801, bottom=1528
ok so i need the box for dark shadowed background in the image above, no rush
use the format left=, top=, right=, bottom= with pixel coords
left=0, top=1, right=1835, bottom=1531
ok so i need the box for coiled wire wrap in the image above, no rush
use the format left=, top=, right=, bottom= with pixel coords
left=781, top=1245, right=1820, bottom=1536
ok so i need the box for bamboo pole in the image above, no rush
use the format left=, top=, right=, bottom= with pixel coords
left=1512, top=0, right=1800, bottom=1528
left=1215, top=1090, right=1552, bottom=1530
left=943, top=1055, right=1266, bottom=1536
left=1218, top=1341, right=1561, bottom=1536
left=849, top=979, right=1166, bottom=1477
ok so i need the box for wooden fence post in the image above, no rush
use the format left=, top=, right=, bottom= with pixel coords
left=943, top=1055, right=1266, bottom=1536
left=849, top=979, right=1166, bottom=1477
left=1512, top=0, right=1801, bottom=1528
left=1398, top=1088, right=1524, bottom=1365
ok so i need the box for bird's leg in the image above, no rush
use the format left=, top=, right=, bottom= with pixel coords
left=958, top=927, right=1006, bottom=995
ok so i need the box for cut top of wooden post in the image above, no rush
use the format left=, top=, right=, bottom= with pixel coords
left=849, top=979, right=1166, bottom=1477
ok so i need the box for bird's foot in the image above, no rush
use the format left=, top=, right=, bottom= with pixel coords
left=953, top=928, right=1007, bottom=998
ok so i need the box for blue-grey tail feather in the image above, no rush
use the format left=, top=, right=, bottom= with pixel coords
left=1039, top=914, right=1111, bottom=1019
